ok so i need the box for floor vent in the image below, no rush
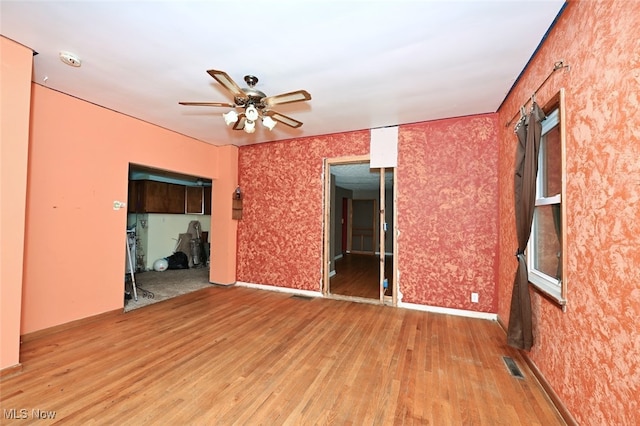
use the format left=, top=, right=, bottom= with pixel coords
left=502, top=356, right=525, bottom=379
left=291, top=295, right=313, bottom=301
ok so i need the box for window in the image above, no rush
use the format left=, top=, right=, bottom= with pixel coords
left=527, top=91, right=567, bottom=305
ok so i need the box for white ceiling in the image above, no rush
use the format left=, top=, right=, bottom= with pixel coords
left=1, top=1, right=565, bottom=147
left=332, top=163, right=394, bottom=192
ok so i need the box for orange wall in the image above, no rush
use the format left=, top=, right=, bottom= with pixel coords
left=237, top=131, right=370, bottom=290
left=21, top=83, right=237, bottom=334
left=1, top=37, right=33, bottom=370
left=497, top=2, right=640, bottom=424
left=209, top=144, right=238, bottom=285
left=398, top=115, right=498, bottom=311
left=237, top=115, right=499, bottom=312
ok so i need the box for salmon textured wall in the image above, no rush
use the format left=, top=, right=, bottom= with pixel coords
left=497, top=2, right=640, bottom=424
left=398, top=116, right=498, bottom=311
left=0, top=37, right=32, bottom=370
left=237, top=114, right=499, bottom=313
left=22, top=84, right=237, bottom=334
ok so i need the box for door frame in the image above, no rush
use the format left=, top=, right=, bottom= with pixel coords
left=322, top=155, right=398, bottom=306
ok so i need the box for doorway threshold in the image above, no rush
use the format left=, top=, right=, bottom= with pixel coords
left=327, top=293, right=383, bottom=306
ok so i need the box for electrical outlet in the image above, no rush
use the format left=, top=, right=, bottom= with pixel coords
left=471, top=292, right=479, bottom=303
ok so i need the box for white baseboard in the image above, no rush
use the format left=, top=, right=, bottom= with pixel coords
left=329, top=270, right=336, bottom=278
left=334, top=254, right=343, bottom=260
left=235, top=281, right=323, bottom=299
left=235, top=281, right=496, bottom=321
left=398, top=301, right=497, bottom=321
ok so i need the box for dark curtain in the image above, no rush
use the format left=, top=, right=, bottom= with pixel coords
left=507, top=102, right=545, bottom=351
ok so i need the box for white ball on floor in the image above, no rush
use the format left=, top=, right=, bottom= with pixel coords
left=153, top=258, right=168, bottom=272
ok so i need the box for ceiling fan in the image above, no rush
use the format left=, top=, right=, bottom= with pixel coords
left=179, top=69, right=311, bottom=133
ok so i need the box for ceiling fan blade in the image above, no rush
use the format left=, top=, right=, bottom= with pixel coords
left=262, top=90, right=311, bottom=107
left=233, top=113, right=246, bottom=131
left=207, top=69, right=246, bottom=99
left=179, top=101, right=235, bottom=107
left=265, top=110, right=303, bottom=128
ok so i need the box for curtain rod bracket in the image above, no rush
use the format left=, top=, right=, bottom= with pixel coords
left=505, top=60, right=570, bottom=128
left=553, top=60, right=570, bottom=72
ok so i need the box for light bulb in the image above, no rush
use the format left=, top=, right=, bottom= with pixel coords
left=244, top=120, right=256, bottom=134
left=245, top=105, right=259, bottom=122
left=262, top=116, right=277, bottom=131
left=223, top=110, right=238, bottom=126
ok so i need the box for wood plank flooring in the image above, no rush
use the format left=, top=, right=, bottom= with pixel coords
left=330, top=253, right=393, bottom=299
left=0, top=286, right=564, bottom=425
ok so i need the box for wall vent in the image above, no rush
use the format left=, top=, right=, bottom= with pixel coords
left=502, top=356, right=525, bottom=379
left=291, top=295, right=313, bottom=301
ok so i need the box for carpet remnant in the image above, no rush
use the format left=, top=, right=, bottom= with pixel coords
left=124, top=268, right=211, bottom=312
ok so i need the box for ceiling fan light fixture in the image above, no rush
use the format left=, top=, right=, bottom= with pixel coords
left=244, top=119, right=256, bottom=133
left=223, top=110, right=238, bottom=126
left=245, top=105, right=259, bottom=122
left=262, top=115, right=277, bottom=131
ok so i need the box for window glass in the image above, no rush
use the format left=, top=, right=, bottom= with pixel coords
left=533, top=205, right=561, bottom=279
left=540, top=124, right=562, bottom=198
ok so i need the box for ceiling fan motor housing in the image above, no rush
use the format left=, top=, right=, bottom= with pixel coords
left=234, top=75, right=267, bottom=108
left=235, top=89, right=267, bottom=109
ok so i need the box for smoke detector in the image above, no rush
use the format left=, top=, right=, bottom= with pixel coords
left=59, top=51, right=81, bottom=67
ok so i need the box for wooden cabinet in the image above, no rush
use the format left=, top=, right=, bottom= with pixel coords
left=128, top=181, right=211, bottom=215
left=129, top=180, right=185, bottom=214
left=186, top=186, right=204, bottom=214
left=165, top=182, right=186, bottom=213
left=203, top=186, right=211, bottom=215
left=127, top=180, right=138, bottom=213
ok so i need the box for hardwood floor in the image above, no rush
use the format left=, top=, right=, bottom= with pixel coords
left=330, top=253, right=394, bottom=300
left=0, top=286, right=564, bottom=425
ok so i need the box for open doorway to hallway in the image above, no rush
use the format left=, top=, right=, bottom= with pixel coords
left=323, top=156, right=396, bottom=305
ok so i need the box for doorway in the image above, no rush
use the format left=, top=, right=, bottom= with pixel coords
left=124, top=164, right=213, bottom=311
left=323, top=156, right=397, bottom=305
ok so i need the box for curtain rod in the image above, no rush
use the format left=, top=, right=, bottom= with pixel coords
left=504, top=60, right=570, bottom=128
